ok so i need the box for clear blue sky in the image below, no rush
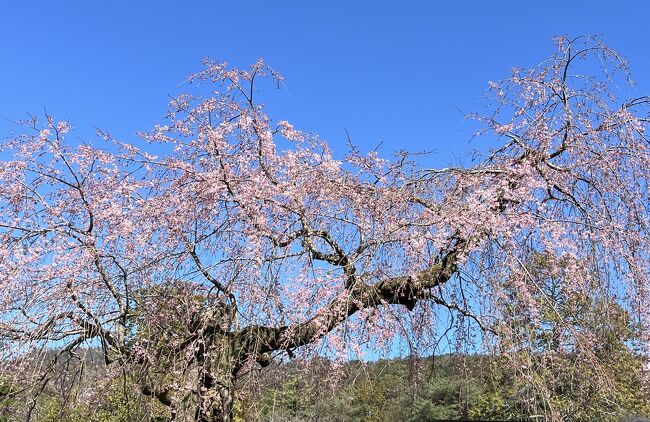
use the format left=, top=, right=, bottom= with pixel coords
left=2, top=0, right=648, bottom=167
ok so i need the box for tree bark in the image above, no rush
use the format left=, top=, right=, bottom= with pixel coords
left=196, top=384, right=234, bottom=422
left=195, top=337, right=237, bottom=422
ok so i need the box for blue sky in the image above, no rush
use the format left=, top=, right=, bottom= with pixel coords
left=2, top=1, right=649, bottom=167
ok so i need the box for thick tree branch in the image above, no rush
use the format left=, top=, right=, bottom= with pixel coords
left=234, top=243, right=462, bottom=362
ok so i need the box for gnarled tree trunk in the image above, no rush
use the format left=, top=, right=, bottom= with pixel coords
left=196, top=383, right=234, bottom=422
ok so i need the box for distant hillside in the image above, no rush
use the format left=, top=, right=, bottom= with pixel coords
left=2, top=350, right=649, bottom=421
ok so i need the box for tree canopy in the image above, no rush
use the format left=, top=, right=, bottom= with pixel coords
left=1, top=36, right=649, bottom=421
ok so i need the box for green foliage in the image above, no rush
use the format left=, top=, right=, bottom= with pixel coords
left=260, top=376, right=315, bottom=421
left=233, top=330, right=648, bottom=422
left=0, top=376, right=18, bottom=422
left=236, top=356, right=488, bottom=422
left=15, top=375, right=167, bottom=422
left=470, top=251, right=650, bottom=422
left=6, top=348, right=648, bottom=421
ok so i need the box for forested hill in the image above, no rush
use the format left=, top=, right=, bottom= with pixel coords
left=3, top=350, right=648, bottom=421
left=236, top=353, right=650, bottom=422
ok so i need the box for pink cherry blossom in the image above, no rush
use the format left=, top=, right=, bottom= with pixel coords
left=0, top=37, right=648, bottom=421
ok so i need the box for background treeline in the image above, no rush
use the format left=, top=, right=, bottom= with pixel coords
left=2, top=349, right=649, bottom=422
left=234, top=350, right=650, bottom=422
